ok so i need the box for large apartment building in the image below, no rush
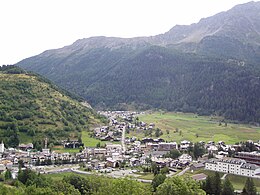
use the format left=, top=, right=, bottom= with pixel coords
left=235, top=151, right=260, bottom=166
left=205, top=158, right=260, bottom=178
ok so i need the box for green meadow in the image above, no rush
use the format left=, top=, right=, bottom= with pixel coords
left=184, top=169, right=260, bottom=192
left=136, top=112, right=260, bottom=144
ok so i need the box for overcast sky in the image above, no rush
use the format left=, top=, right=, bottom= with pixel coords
left=0, top=0, right=257, bottom=65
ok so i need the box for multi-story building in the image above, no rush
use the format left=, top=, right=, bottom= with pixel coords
left=235, top=151, right=260, bottom=165
left=158, top=142, right=178, bottom=151
left=205, top=158, right=260, bottom=178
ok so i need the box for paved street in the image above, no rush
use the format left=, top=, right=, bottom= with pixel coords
left=176, top=166, right=190, bottom=176
left=121, top=126, right=126, bottom=153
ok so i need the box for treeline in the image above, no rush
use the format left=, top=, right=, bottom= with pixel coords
left=0, top=169, right=151, bottom=195
left=1, top=169, right=258, bottom=195
left=201, top=172, right=257, bottom=195
left=0, top=169, right=208, bottom=195
left=0, top=65, right=26, bottom=74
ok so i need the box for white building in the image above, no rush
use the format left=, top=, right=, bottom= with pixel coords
left=180, top=140, right=190, bottom=150
left=205, top=158, right=260, bottom=178
left=106, top=143, right=122, bottom=156
left=0, top=141, right=4, bottom=153
left=178, top=154, right=192, bottom=163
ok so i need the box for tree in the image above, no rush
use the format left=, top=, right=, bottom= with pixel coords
left=212, top=172, right=222, bottom=195
left=8, top=128, right=19, bottom=148
left=17, top=168, right=49, bottom=187
left=18, top=160, right=25, bottom=169
left=222, top=178, right=234, bottom=195
left=97, top=178, right=152, bottom=195
left=242, top=177, right=257, bottom=195
left=160, top=167, right=169, bottom=175
left=152, top=174, right=166, bottom=191
left=78, top=136, right=82, bottom=143
left=135, top=117, right=139, bottom=126
left=164, top=149, right=181, bottom=159
left=49, top=143, right=54, bottom=151
left=4, top=169, right=12, bottom=180
left=96, top=142, right=101, bottom=148
left=155, top=128, right=163, bottom=137
left=79, top=146, right=84, bottom=152
left=156, top=177, right=206, bottom=195
left=151, top=162, right=160, bottom=175
left=193, top=142, right=205, bottom=160
left=202, top=175, right=213, bottom=194
left=52, top=180, right=80, bottom=195
left=63, top=175, right=91, bottom=194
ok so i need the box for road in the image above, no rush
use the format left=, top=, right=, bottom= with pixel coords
left=44, top=164, right=153, bottom=183
left=176, top=166, right=190, bottom=176
left=72, top=167, right=152, bottom=183
left=221, top=173, right=227, bottom=180
left=121, top=126, right=126, bottom=153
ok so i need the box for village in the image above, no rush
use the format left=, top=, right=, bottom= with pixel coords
left=0, top=111, right=260, bottom=182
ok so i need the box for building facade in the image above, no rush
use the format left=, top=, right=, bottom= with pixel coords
left=205, top=158, right=260, bottom=178
left=235, top=151, right=260, bottom=166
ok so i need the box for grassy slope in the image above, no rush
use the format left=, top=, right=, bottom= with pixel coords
left=184, top=169, right=260, bottom=192
left=137, top=112, right=260, bottom=144
left=226, top=174, right=260, bottom=192
left=81, top=131, right=103, bottom=147
left=0, top=72, right=101, bottom=145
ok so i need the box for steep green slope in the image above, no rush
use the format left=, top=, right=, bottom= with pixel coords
left=0, top=66, right=102, bottom=148
left=83, top=46, right=260, bottom=123
left=18, top=45, right=260, bottom=124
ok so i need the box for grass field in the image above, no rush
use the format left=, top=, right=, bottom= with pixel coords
left=184, top=169, right=260, bottom=192
left=184, top=169, right=224, bottom=178
left=136, top=112, right=260, bottom=144
left=81, top=131, right=120, bottom=148
left=52, top=146, right=80, bottom=153
left=135, top=172, right=155, bottom=180
left=226, top=174, right=260, bottom=192
left=44, top=172, right=84, bottom=181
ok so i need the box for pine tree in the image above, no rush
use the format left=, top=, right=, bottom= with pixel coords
left=242, top=177, right=257, bottom=195
left=213, top=172, right=222, bottom=195
left=222, top=178, right=234, bottom=195
left=152, top=173, right=166, bottom=191
left=203, top=175, right=213, bottom=194
left=4, top=169, right=12, bottom=180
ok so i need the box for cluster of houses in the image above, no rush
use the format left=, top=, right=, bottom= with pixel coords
left=94, top=126, right=122, bottom=142
left=80, top=139, right=194, bottom=170
left=0, top=110, right=260, bottom=181
left=94, top=111, right=142, bottom=142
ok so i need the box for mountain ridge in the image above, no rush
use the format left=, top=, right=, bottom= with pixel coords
left=16, top=1, right=260, bottom=124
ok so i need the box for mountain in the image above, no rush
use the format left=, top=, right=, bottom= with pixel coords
left=154, top=1, right=260, bottom=63
left=17, top=2, right=260, bottom=123
left=0, top=65, right=102, bottom=148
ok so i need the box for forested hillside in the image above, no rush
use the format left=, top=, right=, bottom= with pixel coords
left=17, top=2, right=260, bottom=124
left=0, top=66, right=102, bottom=148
